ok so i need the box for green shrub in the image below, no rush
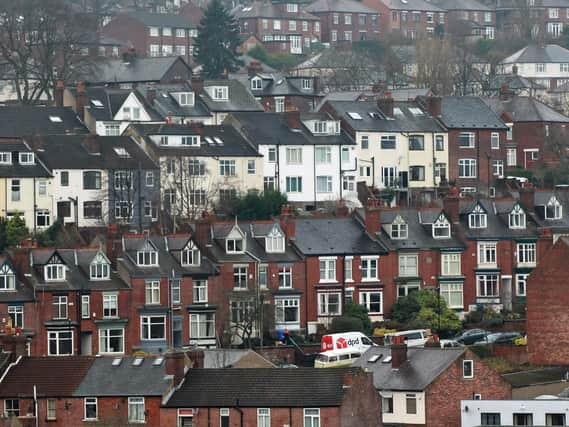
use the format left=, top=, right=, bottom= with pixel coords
left=330, top=316, right=364, bottom=333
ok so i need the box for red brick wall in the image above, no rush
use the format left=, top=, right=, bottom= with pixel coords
left=511, top=122, right=566, bottom=170
left=425, top=349, right=512, bottom=427
left=527, top=238, right=569, bottom=365
left=311, top=11, right=381, bottom=43
left=340, top=370, right=382, bottom=427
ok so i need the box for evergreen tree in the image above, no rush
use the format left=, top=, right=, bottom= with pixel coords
left=193, top=0, right=242, bottom=78
left=5, top=214, right=29, bottom=248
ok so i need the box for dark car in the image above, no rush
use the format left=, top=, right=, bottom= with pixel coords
left=473, top=332, right=522, bottom=346
left=453, top=329, right=488, bottom=345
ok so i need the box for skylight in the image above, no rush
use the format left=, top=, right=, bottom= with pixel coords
left=347, top=112, right=362, bottom=120
left=382, top=356, right=392, bottom=363
left=49, top=115, right=63, bottom=122
left=205, top=137, right=215, bottom=145
left=213, top=137, right=224, bottom=145
left=153, top=357, right=164, bottom=366
left=133, top=357, right=144, bottom=366
left=393, top=108, right=403, bottom=116
left=113, top=147, right=131, bottom=158
left=409, top=107, right=424, bottom=116
left=112, top=357, right=122, bottom=366
left=368, top=354, right=381, bottom=363
left=91, top=99, right=104, bottom=108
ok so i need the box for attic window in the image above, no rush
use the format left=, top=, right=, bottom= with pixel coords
left=132, top=357, right=144, bottom=366
left=177, top=92, right=194, bottom=106
left=408, top=107, right=424, bottom=116
left=546, top=196, right=562, bottom=219
left=113, top=147, right=131, bottom=158
left=181, top=241, right=200, bottom=266
left=393, top=108, right=403, bottom=116
left=91, top=100, right=104, bottom=108
left=153, top=357, right=164, bottom=366
left=432, top=215, right=450, bottom=238
left=112, top=357, right=122, bottom=366
left=45, top=264, right=65, bottom=281
left=391, top=215, right=407, bottom=239
left=347, top=112, right=362, bottom=120
left=382, top=356, right=392, bottom=363
left=181, top=135, right=200, bottom=146
left=226, top=238, right=244, bottom=254
left=251, top=77, right=262, bottom=90
left=19, top=152, right=34, bottom=165
left=213, top=137, right=224, bottom=145
left=509, top=204, right=526, bottom=229
left=0, top=264, right=16, bottom=291
left=49, top=115, right=62, bottom=122
left=137, top=250, right=158, bottom=266
left=90, top=253, right=110, bottom=280
left=210, top=86, right=228, bottom=101
left=266, top=227, right=285, bottom=253
left=287, top=3, right=298, bottom=12
left=368, top=354, right=380, bottom=363
left=469, top=204, right=487, bottom=229
left=301, top=78, right=312, bottom=90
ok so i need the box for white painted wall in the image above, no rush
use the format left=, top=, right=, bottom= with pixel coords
left=382, top=391, right=426, bottom=425
left=461, top=399, right=569, bottom=427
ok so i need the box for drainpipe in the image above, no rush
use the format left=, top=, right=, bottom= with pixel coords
left=33, top=177, right=37, bottom=236
left=235, top=399, right=244, bottom=427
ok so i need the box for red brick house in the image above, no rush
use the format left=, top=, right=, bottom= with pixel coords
left=162, top=367, right=381, bottom=427
left=495, top=0, right=569, bottom=40
left=429, top=96, right=508, bottom=197
left=482, top=93, right=569, bottom=171
left=291, top=214, right=388, bottom=333
left=233, top=1, right=321, bottom=55
left=432, top=0, right=496, bottom=40
left=305, top=0, right=381, bottom=44
left=117, top=234, right=219, bottom=351
left=526, top=236, right=569, bottom=365
left=354, top=344, right=512, bottom=427
left=101, top=11, right=197, bottom=63
left=363, top=0, right=446, bottom=40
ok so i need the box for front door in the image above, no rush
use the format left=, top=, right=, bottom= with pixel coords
left=81, top=332, right=92, bottom=355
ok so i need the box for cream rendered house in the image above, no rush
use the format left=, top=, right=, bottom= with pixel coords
left=126, top=123, right=263, bottom=218
left=322, top=98, right=448, bottom=205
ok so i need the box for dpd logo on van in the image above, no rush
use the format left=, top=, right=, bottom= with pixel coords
left=336, top=337, right=348, bottom=349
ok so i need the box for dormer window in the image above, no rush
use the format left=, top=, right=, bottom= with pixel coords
left=546, top=196, right=562, bottom=219
left=177, top=92, right=194, bottom=106
left=0, top=152, right=11, bottom=165
left=266, top=227, right=285, bottom=253
left=137, top=250, right=158, bottom=266
left=45, top=264, right=65, bottom=281
left=226, top=238, right=244, bottom=253
left=432, top=214, right=450, bottom=238
left=469, top=204, right=487, bottom=229
left=90, top=253, right=110, bottom=280
left=301, top=78, right=312, bottom=90
left=210, top=86, right=228, bottom=101
left=391, top=215, right=407, bottom=239
left=181, top=241, right=200, bottom=266
left=251, top=77, right=262, bottom=90
left=19, top=152, right=34, bottom=165
left=287, top=3, right=298, bottom=12
left=509, top=204, right=526, bottom=229
left=181, top=135, right=200, bottom=147
left=0, top=264, right=16, bottom=291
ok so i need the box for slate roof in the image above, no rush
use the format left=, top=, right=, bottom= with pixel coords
left=353, top=346, right=465, bottom=391
left=31, top=135, right=158, bottom=171
left=0, top=106, right=88, bottom=138
left=233, top=2, right=319, bottom=20
left=202, top=349, right=275, bottom=368
left=526, top=190, right=569, bottom=230
left=380, top=0, right=445, bottom=12
left=503, top=367, right=569, bottom=388
left=502, top=44, right=569, bottom=64
left=28, top=248, right=129, bottom=292
left=437, top=96, right=507, bottom=130
left=487, top=74, right=546, bottom=91
left=74, top=357, right=171, bottom=397
left=325, top=100, right=445, bottom=132
left=136, top=83, right=212, bottom=119
left=232, top=73, right=322, bottom=98
left=200, top=80, right=263, bottom=113
left=231, top=111, right=355, bottom=147
left=293, top=217, right=387, bottom=255
left=165, top=368, right=354, bottom=407
left=482, top=96, right=569, bottom=123
left=0, top=357, right=95, bottom=398
left=0, top=141, right=51, bottom=178
left=361, top=208, right=466, bottom=251
left=119, top=234, right=218, bottom=278
left=433, top=0, right=492, bottom=10
left=83, top=56, right=192, bottom=85
left=459, top=199, right=539, bottom=240
left=0, top=255, right=34, bottom=304
left=127, top=123, right=261, bottom=157
left=306, top=0, right=379, bottom=14
left=126, top=11, right=197, bottom=28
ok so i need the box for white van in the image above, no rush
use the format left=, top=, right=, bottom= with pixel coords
left=383, top=329, right=429, bottom=348
left=314, top=348, right=362, bottom=368
left=320, top=332, right=375, bottom=353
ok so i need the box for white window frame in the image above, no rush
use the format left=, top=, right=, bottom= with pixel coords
left=344, top=256, right=353, bottom=281
left=141, top=315, right=166, bottom=341
left=145, top=281, right=161, bottom=305
left=84, top=398, right=98, bottom=421
left=360, top=290, right=383, bottom=314
left=459, top=159, right=477, bottom=178
left=440, top=283, right=463, bottom=309
left=8, top=305, right=24, bottom=328
left=399, top=254, right=418, bottom=277
left=189, top=312, right=215, bottom=338
left=137, top=250, right=158, bottom=266
left=278, top=266, right=293, bottom=289
left=509, top=205, right=526, bottom=229
left=99, top=327, right=124, bottom=354
left=441, top=253, right=461, bottom=276
left=517, top=242, right=536, bottom=266
left=319, top=257, right=336, bottom=282
left=463, top=360, right=474, bottom=378
left=361, top=256, right=378, bottom=281
left=48, top=330, right=73, bottom=356
left=469, top=205, right=487, bottom=229
left=45, top=264, right=65, bottom=281
left=491, top=132, right=500, bottom=149
left=286, top=147, right=302, bottom=165
left=128, top=397, right=145, bottom=423
left=193, top=280, right=208, bottom=303
left=478, top=242, right=497, bottom=266
left=546, top=196, right=563, bottom=219
left=258, top=408, right=270, bottom=427
left=458, top=132, right=475, bottom=148
left=304, top=408, right=320, bottom=427
left=477, top=274, right=499, bottom=297
left=81, top=295, right=90, bottom=319
left=318, top=292, right=342, bottom=316
left=103, top=293, right=118, bottom=318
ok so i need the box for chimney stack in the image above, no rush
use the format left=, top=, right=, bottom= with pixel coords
left=364, top=198, right=382, bottom=234
left=247, top=60, right=263, bottom=77
left=285, top=109, right=301, bottom=129
left=342, top=372, right=354, bottom=388
left=519, top=182, right=535, bottom=212
left=377, top=93, right=394, bottom=118
left=426, top=96, right=442, bottom=117
left=83, top=134, right=101, bottom=154
left=191, top=75, right=204, bottom=94
left=279, top=205, right=296, bottom=239
left=193, top=212, right=214, bottom=246
left=147, top=86, right=156, bottom=105
left=165, top=351, right=186, bottom=386
left=1, top=330, right=27, bottom=363
left=391, top=335, right=408, bottom=369
left=76, top=82, right=88, bottom=121
left=55, top=80, right=65, bottom=107
left=499, top=85, right=513, bottom=101
left=443, top=187, right=460, bottom=224
left=187, top=349, right=205, bottom=369
left=336, top=199, right=349, bottom=217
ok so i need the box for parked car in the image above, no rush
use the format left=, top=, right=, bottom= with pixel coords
left=453, top=329, right=489, bottom=345
left=473, top=332, right=522, bottom=346
left=514, top=335, right=527, bottom=346
left=440, top=339, right=463, bottom=348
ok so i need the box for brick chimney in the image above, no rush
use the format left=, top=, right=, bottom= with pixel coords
left=247, top=60, right=263, bottom=77
left=165, top=351, right=186, bottom=386
left=336, top=199, right=349, bottom=217
left=187, top=349, right=204, bottom=368
left=342, top=372, right=353, bottom=388
left=83, top=134, right=101, bottom=154
left=377, top=93, right=394, bottom=118
left=191, top=75, right=204, bottom=94
left=364, top=198, right=381, bottom=234
left=499, top=85, right=513, bottom=101
left=55, top=80, right=64, bottom=107
left=519, top=183, right=535, bottom=212
left=188, top=121, right=205, bottom=136
left=285, top=110, right=301, bottom=129
left=193, top=212, right=213, bottom=246
left=146, top=86, right=156, bottom=105
left=391, top=335, right=408, bottom=369
left=426, top=96, right=441, bottom=117
left=443, top=186, right=460, bottom=224
left=76, top=82, right=88, bottom=120
left=1, top=332, right=27, bottom=362
left=279, top=205, right=296, bottom=239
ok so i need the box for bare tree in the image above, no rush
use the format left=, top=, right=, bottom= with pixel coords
left=0, top=0, right=97, bottom=104
left=225, top=294, right=274, bottom=348
left=415, top=37, right=456, bottom=95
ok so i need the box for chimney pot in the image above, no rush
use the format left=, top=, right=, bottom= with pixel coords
left=364, top=198, right=381, bottom=234
left=285, top=110, right=301, bottom=128
left=377, top=95, right=394, bottom=118
left=426, top=96, right=441, bottom=117
left=280, top=204, right=296, bottom=239
left=443, top=188, right=460, bottom=224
